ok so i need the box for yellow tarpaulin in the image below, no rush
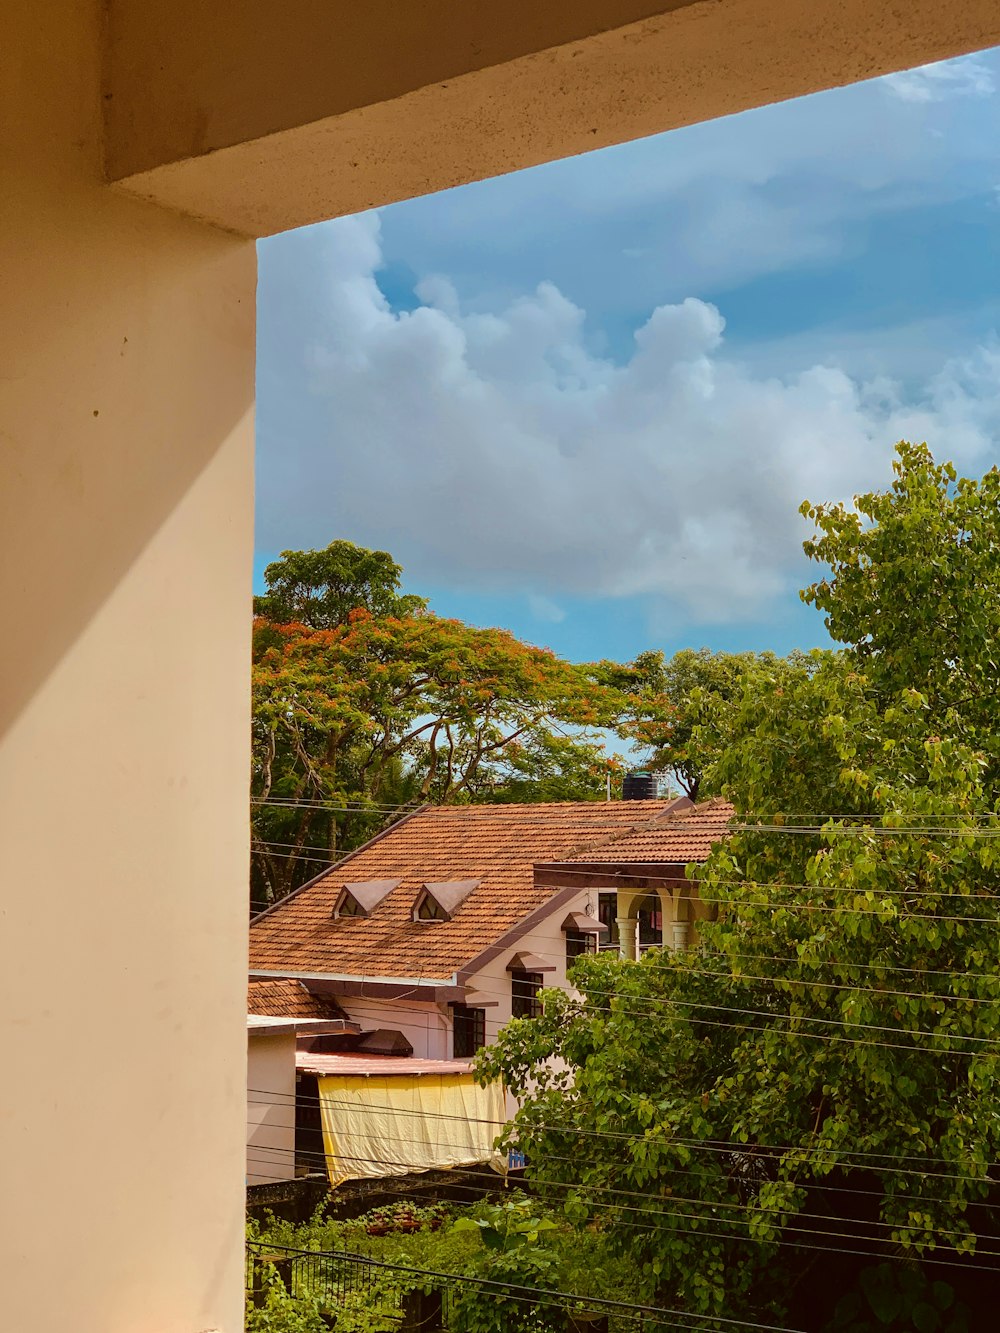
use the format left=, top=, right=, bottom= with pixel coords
left=317, top=1072, right=507, bottom=1187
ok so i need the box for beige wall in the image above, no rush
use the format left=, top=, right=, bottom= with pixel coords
left=0, top=3, right=254, bottom=1332
left=247, top=1033, right=298, bottom=1186
left=616, top=880, right=713, bottom=958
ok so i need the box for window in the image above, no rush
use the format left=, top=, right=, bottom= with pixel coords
left=511, top=970, right=543, bottom=1019
left=331, top=879, right=400, bottom=919
left=598, top=892, right=619, bottom=949
left=415, top=893, right=449, bottom=921
left=565, top=930, right=596, bottom=965
left=452, top=1004, right=486, bottom=1058
left=638, top=895, right=663, bottom=949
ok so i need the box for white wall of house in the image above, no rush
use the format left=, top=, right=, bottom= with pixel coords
left=337, top=996, right=452, bottom=1061
left=471, top=889, right=603, bottom=1044
left=247, top=1031, right=298, bottom=1186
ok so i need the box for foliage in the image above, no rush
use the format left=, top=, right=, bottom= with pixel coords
left=479, top=444, right=1000, bottom=1326
left=825, top=1264, right=969, bottom=1333
left=597, top=647, right=813, bottom=800
left=801, top=442, right=1000, bottom=771
left=246, top=1196, right=641, bottom=1333
left=254, top=541, right=426, bottom=629
left=251, top=548, right=619, bottom=904
left=451, top=1198, right=564, bottom=1333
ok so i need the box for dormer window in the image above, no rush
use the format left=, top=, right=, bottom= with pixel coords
left=415, top=894, right=449, bottom=922
left=331, top=879, right=400, bottom=920
left=411, top=879, right=480, bottom=923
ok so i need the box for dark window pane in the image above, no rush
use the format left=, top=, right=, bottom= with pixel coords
left=598, top=893, right=619, bottom=949
left=416, top=894, right=448, bottom=921
left=511, top=970, right=543, bottom=1019
left=453, top=1005, right=486, bottom=1058
left=565, top=930, right=596, bottom=964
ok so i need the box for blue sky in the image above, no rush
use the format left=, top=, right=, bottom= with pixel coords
left=256, top=51, right=1000, bottom=665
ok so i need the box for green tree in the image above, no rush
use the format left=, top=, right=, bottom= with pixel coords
left=479, top=444, right=1000, bottom=1327
left=254, top=540, right=426, bottom=629
left=597, top=647, right=812, bottom=800
left=252, top=608, right=617, bottom=905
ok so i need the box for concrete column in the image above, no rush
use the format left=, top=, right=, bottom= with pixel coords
left=617, top=917, right=638, bottom=962
left=0, top=3, right=255, bottom=1329
left=671, top=921, right=691, bottom=952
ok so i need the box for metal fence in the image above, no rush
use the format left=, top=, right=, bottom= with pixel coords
left=247, top=1241, right=452, bottom=1329
left=247, top=1240, right=680, bottom=1333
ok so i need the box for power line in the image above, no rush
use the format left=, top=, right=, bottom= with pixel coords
left=245, top=1115, right=1000, bottom=1247
left=249, top=1086, right=1000, bottom=1182
left=246, top=1238, right=806, bottom=1333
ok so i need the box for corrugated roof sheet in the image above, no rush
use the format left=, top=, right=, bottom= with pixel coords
left=250, top=800, right=683, bottom=981
left=296, top=1051, right=474, bottom=1077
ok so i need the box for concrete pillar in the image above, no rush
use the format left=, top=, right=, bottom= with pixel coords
left=617, top=917, right=638, bottom=962
left=671, top=921, right=691, bottom=952
left=0, top=3, right=255, bottom=1330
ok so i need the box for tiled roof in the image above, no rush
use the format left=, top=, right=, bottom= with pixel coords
left=250, top=800, right=682, bottom=982
left=558, top=798, right=734, bottom=865
left=247, top=977, right=349, bottom=1021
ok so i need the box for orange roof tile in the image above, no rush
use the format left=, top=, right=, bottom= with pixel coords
left=558, top=798, right=734, bottom=865
left=247, top=977, right=349, bottom=1020
left=250, top=800, right=684, bottom=982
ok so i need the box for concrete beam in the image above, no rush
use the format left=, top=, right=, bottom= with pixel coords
left=105, top=0, right=1000, bottom=237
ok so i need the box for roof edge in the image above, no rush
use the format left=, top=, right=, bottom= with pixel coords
left=457, top=883, right=583, bottom=985
left=250, top=803, right=429, bottom=924
left=250, top=966, right=459, bottom=989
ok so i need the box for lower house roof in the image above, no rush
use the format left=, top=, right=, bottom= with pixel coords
left=248, top=1013, right=358, bottom=1038
left=297, top=1051, right=475, bottom=1078
left=248, top=977, right=352, bottom=1021
left=250, top=799, right=688, bottom=984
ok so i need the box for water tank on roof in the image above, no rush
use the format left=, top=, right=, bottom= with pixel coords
left=623, top=770, right=659, bottom=801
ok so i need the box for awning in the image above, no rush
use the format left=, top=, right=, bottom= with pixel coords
left=460, top=991, right=501, bottom=1009
left=561, top=911, right=608, bottom=935
left=506, top=950, right=556, bottom=973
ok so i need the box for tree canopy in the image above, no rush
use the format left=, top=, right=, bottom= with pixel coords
left=253, top=540, right=427, bottom=629
left=479, top=443, right=1000, bottom=1329
left=598, top=646, right=813, bottom=800
left=251, top=571, right=620, bottom=906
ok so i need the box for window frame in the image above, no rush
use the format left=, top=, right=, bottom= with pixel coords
left=510, top=969, right=544, bottom=1019
left=452, top=1003, right=487, bottom=1058
left=565, top=929, right=596, bottom=965
left=414, top=892, right=449, bottom=922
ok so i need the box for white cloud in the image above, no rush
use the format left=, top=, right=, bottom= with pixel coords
left=374, top=48, right=1000, bottom=324
left=257, top=216, right=1000, bottom=625
left=885, top=56, right=996, bottom=103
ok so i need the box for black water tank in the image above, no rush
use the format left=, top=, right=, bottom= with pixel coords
left=623, top=770, right=658, bottom=801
